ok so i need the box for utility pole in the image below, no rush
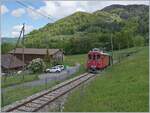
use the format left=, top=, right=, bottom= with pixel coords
left=22, top=23, right=25, bottom=80
left=127, top=37, right=129, bottom=49
left=5, top=23, right=24, bottom=81
left=111, top=33, right=114, bottom=65
left=118, top=43, right=121, bottom=63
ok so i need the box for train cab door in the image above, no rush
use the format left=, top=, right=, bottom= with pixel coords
left=101, top=55, right=104, bottom=69
left=87, top=54, right=92, bottom=68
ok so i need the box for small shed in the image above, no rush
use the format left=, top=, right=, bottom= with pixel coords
left=9, top=48, right=64, bottom=64
left=1, top=54, right=26, bottom=72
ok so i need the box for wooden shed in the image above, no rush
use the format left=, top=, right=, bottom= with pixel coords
left=1, top=54, right=26, bottom=72
left=9, top=48, right=64, bottom=64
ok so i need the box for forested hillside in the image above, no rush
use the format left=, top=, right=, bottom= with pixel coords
left=2, top=4, right=149, bottom=54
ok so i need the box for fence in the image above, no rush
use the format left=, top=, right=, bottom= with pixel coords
left=1, top=64, right=81, bottom=107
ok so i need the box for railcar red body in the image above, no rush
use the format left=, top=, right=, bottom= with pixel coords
left=86, top=49, right=112, bottom=72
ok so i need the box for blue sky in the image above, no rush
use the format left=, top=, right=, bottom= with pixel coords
left=1, top=0, right=149, bottom=38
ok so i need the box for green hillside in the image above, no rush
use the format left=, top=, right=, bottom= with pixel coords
left=1, top=38, right=18, bottom=44
left=63, top=46, right=149, bottom=112
left=23, top=4, right=149, bottom=55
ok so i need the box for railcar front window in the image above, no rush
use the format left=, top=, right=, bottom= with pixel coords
left=97, top=54, right=100, bottom=59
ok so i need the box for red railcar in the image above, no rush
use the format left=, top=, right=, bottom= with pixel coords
left=86, top=49, right=112, bottom=73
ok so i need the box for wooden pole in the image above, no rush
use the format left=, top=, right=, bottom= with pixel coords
left=22, top=23, right=25, bottom=80
left=127, top=37, right=129, bottom=49
left=118, top=43, right=121, bottom=63
left=111, top=33, right=114, bottom=65
left=1, top=91, right=4, bottom=107
left=45, top=78, right=48, bottom=89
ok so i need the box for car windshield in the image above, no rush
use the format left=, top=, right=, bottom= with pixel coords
left=52, top=67, right=57, bottom=69
left=56, top=65, right=63, bottom=67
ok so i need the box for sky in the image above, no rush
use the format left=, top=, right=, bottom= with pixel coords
left=0, top=0, right=149, bottom=38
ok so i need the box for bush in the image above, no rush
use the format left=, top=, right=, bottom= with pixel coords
left=27, top=58, right=46, bottom=73
left=133, top=35, right=145, bottom=47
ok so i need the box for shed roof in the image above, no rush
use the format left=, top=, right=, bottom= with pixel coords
left=1, top=54, right=25, bottom=69
left=9, top=48, right=60, bottom=55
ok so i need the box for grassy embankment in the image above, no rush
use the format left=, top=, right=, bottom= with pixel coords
left=63, top=46, right=149, bottom=112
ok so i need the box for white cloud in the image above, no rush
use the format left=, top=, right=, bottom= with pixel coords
left=26, top=1, right=149, bottom=21
left=26, top=1, right=88, bottom=21
left=1, top=5, right=9, bottom=15
left=26, top=6, right=43, bottom=20
left=11, top=31, right=20, bottom=37
left=75, top=8, right=86, bottom=12
left=11, top=8, right=25, bottom=17
left=12, top=24, right=34, bottom=37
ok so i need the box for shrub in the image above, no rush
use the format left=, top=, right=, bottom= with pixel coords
left=27, top=58, right=46, bottom=73
left=133, top=35, right=145, bottom=47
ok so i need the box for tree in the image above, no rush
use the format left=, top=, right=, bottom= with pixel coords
left=1, top=43, right=15, bottom=54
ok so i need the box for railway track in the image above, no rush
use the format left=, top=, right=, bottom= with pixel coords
left=2, top=73, right=95, bottom=112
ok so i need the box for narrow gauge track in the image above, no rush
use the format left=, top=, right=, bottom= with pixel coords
left=3, top=73, right=95, bottom=112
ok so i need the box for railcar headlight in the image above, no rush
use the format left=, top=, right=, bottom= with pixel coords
left=91, top=65, right=96, bottom=68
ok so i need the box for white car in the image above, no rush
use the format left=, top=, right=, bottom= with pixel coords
left=46, top=67, right=61, bottom=73
left=55, top=65, right=65, bottom=71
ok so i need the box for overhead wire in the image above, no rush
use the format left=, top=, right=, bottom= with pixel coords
left=16, top=0, right=55, bottom=21
left=15, top=0, right=57, bottom=38
left=24, top=1, right=57, bottom=21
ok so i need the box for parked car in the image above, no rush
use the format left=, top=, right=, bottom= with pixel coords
left=17, top=70, right=22, bottom=74
left=1, top=73, right=6, bottom=76
left=55, top=65, right=65, bottom=71
left=46, top=67, right=61, bottom=73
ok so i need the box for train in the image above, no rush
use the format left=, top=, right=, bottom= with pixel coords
left=86, top=48, right=112, bottom=73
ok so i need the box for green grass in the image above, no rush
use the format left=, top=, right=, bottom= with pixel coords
left=64, top=54, right=87, bottom=76
left=63, top=46, right=149, bottom=112
left=110, top=47, right=143, bottom=61
left=64, top=54, right=87, bottom=66
left=1, top=74, right=39, bottom=88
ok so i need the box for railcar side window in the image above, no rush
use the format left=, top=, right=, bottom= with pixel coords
left=88, top=54, right=92, bottom=59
